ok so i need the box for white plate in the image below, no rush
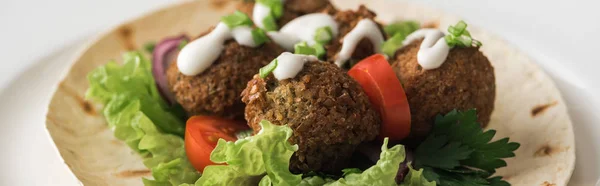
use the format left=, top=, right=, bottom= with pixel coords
left=2, top=5, right=599, bottom=186
left=534, top=56, right=600, bottom=186
left=0, top=40, right=84, bottom=185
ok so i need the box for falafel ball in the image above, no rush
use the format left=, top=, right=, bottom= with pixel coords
left=391, top=39, right=496, bottom=140
left=241, top=61, right=381, bottom=174
left=167, top=35, right=285, bottom=119
left=326, top=5, right=386, bottom=64
left=238, top=0, right=335, bottom=28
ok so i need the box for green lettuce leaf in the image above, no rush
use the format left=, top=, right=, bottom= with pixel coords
left=400, top=167, right=436, bottom=186
left=194, top=120, right=302, bottom=186
left=86, top=52, right=199, bottom=185
left=86, top=52, right=185, bottom=136
left=195, top=122, right=411, bottom=186
left=298, top=176, right=334, bottom=186
left=323, top=138, right=405, bottom=186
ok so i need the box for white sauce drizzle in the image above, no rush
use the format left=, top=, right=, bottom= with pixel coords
left=402, top=29, right=450, bottom=70
left=266, top=32, right=301, bottom=51
left=268, top=13, right=339, bottom=51
left=177, top=22, right=259, bottom=76
left=334, top=19, right=384, bottom=67
left=272, top=52, right=318, bottom=80
left=231, top=26, right=259, bottom=47
left=252, top=0, right=286, bottom=29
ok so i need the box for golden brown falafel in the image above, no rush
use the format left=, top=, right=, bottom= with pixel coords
left=241, top=61, right=381, bottom=174
left=167, top=37, right=285, bottom=119
left=280, top=0, right=335, bottom=24
left=326, top=5, right=386, bottom=64
left=391, top=39, right=496, bottom=140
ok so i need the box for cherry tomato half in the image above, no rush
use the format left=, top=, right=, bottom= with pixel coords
left=184, top=116, right=250, bottom=172
left=348, top=54, right=411, bottom=141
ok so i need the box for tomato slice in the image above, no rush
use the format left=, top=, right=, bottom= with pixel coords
left=184, top=116, right=250, bottom=172
left=348, top=54, right=411, bottom=141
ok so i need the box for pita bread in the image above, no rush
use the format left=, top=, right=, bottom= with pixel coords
left=45, top=0, right=575, bottom=185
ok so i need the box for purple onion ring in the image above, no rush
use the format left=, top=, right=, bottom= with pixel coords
left=152, top=35, right=189, bottom=105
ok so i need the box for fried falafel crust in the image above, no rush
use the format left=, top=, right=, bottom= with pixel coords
left=167, top=40, right=285, bottom=119
left=326, top=5, right=386, bottom=63
left=242, top=61, right=381, bottom=174
left=392, top=40, right=496, bottom=141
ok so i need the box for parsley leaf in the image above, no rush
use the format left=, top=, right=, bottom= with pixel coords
left=414, top=135, right=472, bottom=169
left=430, top=109, right=520, bottom=172
left=414, top=109, right=520, bottom=186
left=462, top=137, right=520, bottom=173
left=487, top=176, right=510, bottom=186
left=423, top=167, right=501, bottom=186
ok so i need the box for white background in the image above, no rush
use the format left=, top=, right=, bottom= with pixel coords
left=0, top=0, right=599, bottom=185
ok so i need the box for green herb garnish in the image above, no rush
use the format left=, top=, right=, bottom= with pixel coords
left=262, top=15, right=278, bottom=31
left=314, top=26, right=334, bottom=44
left=221, top=11, right=253, bottom=28
left=257, top=0, right=284, bottom=31
left=382, top=34, right=408, bottom=57
left=251, top=28, right=269, bottom=46
left=144, top=42, right=156, bottom=53
left=293, top=42, right=325, bottom=59
left=444, top=21, right=482, bottom=48
left=294, top=42, right=317, bottom=56
left=312, top=43, right=326, bottom=59
left=178, top=40, right=188, bottom=50
left=260, top=59, right=278, bottom=78
left=414, top=109, right=519, bottom=186
left=382, top=21, right=420, bottom=56
left=257, top=0, right=284, bottom=18
left=384, top=20, right=420, bottom=37
left=270, top=2, right=284, bottom=18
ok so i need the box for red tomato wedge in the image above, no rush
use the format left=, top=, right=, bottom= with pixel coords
left=184, top=116, right=250, bottom=172
left=348, top=54, right=411, bottom=141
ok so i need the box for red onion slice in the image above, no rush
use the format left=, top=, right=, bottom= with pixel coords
left=152, top=35, right=189, bottom=105
left=396, top=149, right=414, bottom=183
